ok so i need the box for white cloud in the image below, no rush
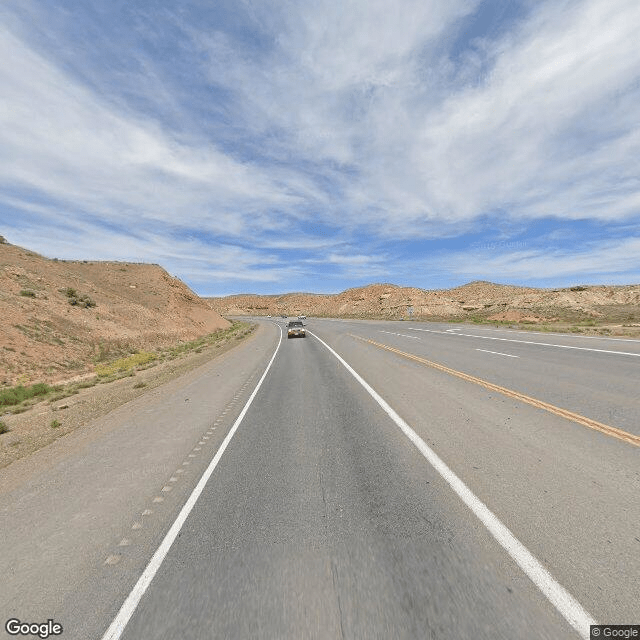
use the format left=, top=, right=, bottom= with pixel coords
left=196, top=0, right=478, bottom=168
left=407, top=0, right=640, bottom=223
left=0, top=25, right=299, bottom=237
left=442, top=236, right=640, bottom=282
left=1, top=0, right=639, bottom=291
left=187, top=0, right=640, bottom=241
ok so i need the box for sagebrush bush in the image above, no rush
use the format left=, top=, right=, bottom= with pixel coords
left=61, top=286, right=96, bottom=308
left=0, top=382, right=55, bottom=407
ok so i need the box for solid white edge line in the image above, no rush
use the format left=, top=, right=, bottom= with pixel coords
left=309, top=330, right=597, bottom=640
left=476, top=348, right=519, bottom=358
left=473, top=327, right=640, bottom=343
left=101, top=326, right=283, bottom=640
left=408, top=327, right=640, bottom=356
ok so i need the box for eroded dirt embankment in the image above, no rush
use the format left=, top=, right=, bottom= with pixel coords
left=1, top=240, right=229, bottom=386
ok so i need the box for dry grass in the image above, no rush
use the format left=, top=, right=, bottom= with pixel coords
left=0, top=321, right=254, bottom=419
left=94, top=352, right=157, bottom=377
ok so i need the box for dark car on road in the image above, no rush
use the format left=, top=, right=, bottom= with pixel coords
left=287, top=320, right=306, bottom=339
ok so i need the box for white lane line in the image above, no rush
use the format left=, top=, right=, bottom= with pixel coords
left=468, top=327, right=640, bottom=343
left=309, top=330, right=597, bottom=640
left=101, top=327, right=283, bottom=640
left=379, top=330, right=421, bottom=340
left=476, top=348, right=519, bottom=358
left=408, top=327, right=640, bottom=357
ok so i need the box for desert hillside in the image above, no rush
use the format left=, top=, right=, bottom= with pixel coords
left=208, top=280, right=640, bottom=327
left=1, top=239, right=229, bottom=386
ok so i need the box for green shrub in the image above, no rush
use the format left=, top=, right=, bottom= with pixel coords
left=68, top=294, right=96, bottom=308
left=61, top=287, right=96, bottom=308
left=0, top=382, right=55, bottom=407
left=0, top=421, right=9, bottom=434
left=19, top=290, right=37, bottom=298
left=50, top=419, right=61, bottom=429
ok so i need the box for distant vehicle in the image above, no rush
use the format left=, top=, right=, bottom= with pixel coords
left=287, top=320, right=306, bottom=339
left=267, top=315, right=272, bottom=317
left=298, top=315, right=306, bottom=320
left=281, top=315, right=287, bottom=319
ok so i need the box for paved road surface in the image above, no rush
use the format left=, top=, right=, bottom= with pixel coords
left=1, top=318, right=638, bottom=639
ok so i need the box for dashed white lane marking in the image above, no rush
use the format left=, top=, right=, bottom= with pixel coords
left=175, top=469, right=184, bottom=474
left=188, top=454, right=196, bottom=458
left=408, top=327, right=640, bottom=357
left=152, top=497, right=164, bottom=503
left=161, top=486, right=172, bottom=492
left=142, top=509, right=153, bottom=516
left=310, top=330, right=597, bottom=640
left=182, top=461, right=190, bottom=466
left=194, top=447, right=201, bottom=451
left=476, top=348, right=519, bottom=358
left=169, top=477, right=178, bottom=482
left=132, top=522, right=143, bottom=530
left=101, top=325, right=283, bottom=640
left=379, top=330, right=421, bottom=339
left=118, top=539, right=131, bottom=547
left=105, top=555, right=121, bottom=565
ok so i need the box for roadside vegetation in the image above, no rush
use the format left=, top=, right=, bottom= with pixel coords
left=450, top=315, right=636, bottom=336
left=94, top=352, right=157, bottom=378
left=313, top=311, right=638, bottom=336
left=0, top=382, right=58, bottom=408
left=0, top=321, right=254, bottom=417
left=61, top=286, right=96, bottom=308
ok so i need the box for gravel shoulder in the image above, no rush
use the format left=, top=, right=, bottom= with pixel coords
left=0, top=323, right=255, bottom=470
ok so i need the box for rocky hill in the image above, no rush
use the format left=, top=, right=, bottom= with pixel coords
left=208, top=280, right=640, bottom=327
left=1, top=239, right=229, bottom=386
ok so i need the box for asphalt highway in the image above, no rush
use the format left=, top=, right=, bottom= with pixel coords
left=1, top=318, right=638, bottom=639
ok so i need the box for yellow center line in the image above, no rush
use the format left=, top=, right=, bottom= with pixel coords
left=350, top=334, right=640, bottom=448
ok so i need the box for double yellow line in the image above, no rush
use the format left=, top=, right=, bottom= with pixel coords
left=351, top=335, right=640, bottom=448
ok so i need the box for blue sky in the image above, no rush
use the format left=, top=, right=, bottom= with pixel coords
left=1, top=0, right=639, bottom=295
